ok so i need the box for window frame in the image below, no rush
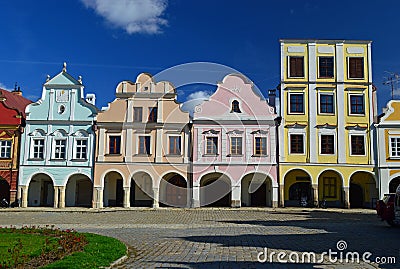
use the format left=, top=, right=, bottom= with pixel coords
left=323, top=177, right=337, bottom=198
left=318, top=92, right=335, bottom=115
left=31, top=138, right=45, bottom=160
left=133, top=107, right=143, bottom=122
left=254, top=136, right=267, bottom=156
left=148, top=107, right=158, bottom=122
left=350, top=134, right=366, bottom=156
left=138, top=135, right=151, bottom=155
left=53, top=138, right=67, bottom=160
left=168, top=135, right=182, bottom=155
left=0, top=140, right=12, bottom=159
left=318, top=56, right=334, bottom=78
left=320, top=134, right=335, bottom=155
left=349, top=94, right=365, bottom=116
left=289, top=133, right=305, bottom=155
left=205, top=136, right=218, bottom=155
left=389, top=136, right=400, bottom=158
left=230, top=136, right=243, bottom=156
left=288, top=92, right=305, bottom=114
left=348, top=57, right=364, bottom=79
left=108, top=135, right=121, bottom=155
left=75, top=138, right=88, bottom=160
left=288, top=56, right=305, bottom=78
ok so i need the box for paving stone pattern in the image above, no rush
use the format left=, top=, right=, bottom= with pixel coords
left=0, top=208, right=398, bottom=269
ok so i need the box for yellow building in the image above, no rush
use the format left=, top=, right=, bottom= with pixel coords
left=376, top=101, right=400, bottom=197
left=279, top=39, right=377, bottom=208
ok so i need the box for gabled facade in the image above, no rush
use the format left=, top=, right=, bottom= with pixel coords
left=376, top=101, right=400, bottom=196
left=279, top=39, right=378, bottom=208
left=93, top=73, right=190, bottom=208
left=192, top=74, right=278, bottom=207
left=18, top=65, right=97, bottom=208
left=0, top=88, right=31, bottom=205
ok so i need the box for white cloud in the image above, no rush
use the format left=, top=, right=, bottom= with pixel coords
left=81, top=0, right=168, bottom=34
left=181, top=91, right=211, bottom=117
left=0, top=83, right=12, bottom=91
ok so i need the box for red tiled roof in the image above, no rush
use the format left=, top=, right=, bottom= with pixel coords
left=0, top=89, right=32, bottom=117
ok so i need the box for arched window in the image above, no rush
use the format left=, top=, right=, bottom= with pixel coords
left=231, top=100, right=241, bottom=113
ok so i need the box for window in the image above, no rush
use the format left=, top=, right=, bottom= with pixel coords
left=390, top=137, right=400, bottom=157
left=134, top=107, right=143, bottom=122
left=109, top=136, right=121, bottom=154
left=319, top=57, right=334, bottom=78
left=348, top=57, right=364, bottom=79
left=139, top=136, right=151, bottom=154
left=0, top=140, right=11, bottom=158
left=148, top=107, right=157, bottom=122
left=32, top=139, right=45, bottom=159
left=289, top=56, right=304, bottom=77
left=319, top=94, right=334, bottom=114
left=350, top=95, right=364, bottom=115
left=350, top=135, right=365, bottom=155
left=169, top=136, right=181, bottom=155
left=289, top=93, right=304, bottom=114
left=75, top=139, right=87, bottom=159
left=290, top=134, right=304, bottom=154
left=54, top=139, right=66, bottom=159
left=206, top=137, right=218, bottom=155
left=231, top=100, right=241, bottom=113
left=230, top=137, right=242, bottom=155
left=320, top=135, right=334, bottom=154
left=323, top=177, right=337, bottom=198
left=254, top=137, right=266, bottom=156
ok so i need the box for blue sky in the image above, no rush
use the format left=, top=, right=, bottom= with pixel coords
left=0, top=0, right=399, bottom=111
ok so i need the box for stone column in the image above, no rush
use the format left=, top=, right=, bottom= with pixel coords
left=152, top=187, right=159, bottom=208
left=312, top=184, right=319, bottom=206
left=279, top=185, right=285, bottom=207
left=343, top=186, right=350, bottom=209
left=123, top=187, right=130, bottom=208
left=20, top=186, right=28, bottom=208
left=53, top=187, right=59, bottom=208
left=192, top=183, right=200, bottom=208
left=93, top=187, right=103, bottom=209
left=272, top=186, right=279, bottom=208
left=59, top=187, right=66, bottom=208
left=231, top=185, right=241, bottom=208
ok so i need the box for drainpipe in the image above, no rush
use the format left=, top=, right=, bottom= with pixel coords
left=274, top=116, right=282, bottom=207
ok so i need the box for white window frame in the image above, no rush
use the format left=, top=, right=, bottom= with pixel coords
left=317, top=56, right=335, bottom=79
left=389, top=136, right=400, bottom=159
left=107, top=133, right=122, bottom=155
left=229, top=136, right=243, bottom=156
left=75, top=138, right=88, bottom=160
left=288, top=128, right=306, bottom=155
left=138, top=135, right=152, bottom=155
left=349, top=132, right=367, bottom=157
left=287, top=56, right=305, bottom=78
left=318, top=130, right=336, bottom=155
left=31, top=138, right=45, bottom=160
left=168, top=135, right=182, bottom=156
left=347, top=56, right=365, bottom=80
left=53, top=138, right=67, bottom=160
left=288, top=91, right=305, bottom=115
left=0, top=140, right=12, bottom=158
left=253, top=135, right=267, bottom=156
left=204, top=135, right=219, bottom=155
left=348, top=93, right=365, bottom=116
left=318, top=91, right=335, bottom=115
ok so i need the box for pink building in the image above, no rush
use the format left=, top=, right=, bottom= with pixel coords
left=192, top=74, right=278, bottom=207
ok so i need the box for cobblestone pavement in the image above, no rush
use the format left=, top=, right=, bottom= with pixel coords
left=0, top=208, right=399, bottom=268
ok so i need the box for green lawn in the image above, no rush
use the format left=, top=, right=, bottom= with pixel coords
left=0, top=228, right=126, bottom=269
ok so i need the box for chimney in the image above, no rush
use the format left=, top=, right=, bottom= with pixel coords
left=85, top=93, right=96, bottom=106
left=12, top=83, right=22, bottom=96
left=268, top=89, right=276, bottom=108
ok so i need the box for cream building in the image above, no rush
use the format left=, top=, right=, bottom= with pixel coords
left=93, top=73, right=190, bottom=208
